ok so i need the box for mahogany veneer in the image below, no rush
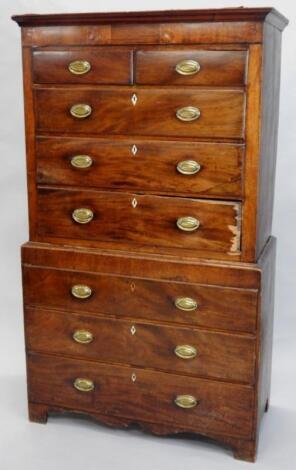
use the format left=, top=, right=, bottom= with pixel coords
left=13, top=7, right=287, bottom=462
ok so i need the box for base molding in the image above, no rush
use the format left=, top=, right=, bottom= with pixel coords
left=28, top=401, right=257, bottom=461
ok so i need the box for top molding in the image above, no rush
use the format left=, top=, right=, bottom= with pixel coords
left=12, top=7, right=288, bottom=31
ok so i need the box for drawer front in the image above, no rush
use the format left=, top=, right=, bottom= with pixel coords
left=25, top=308, right=256, bottom=383
left=33, top=47, right=132, bottom=84
left=28, top=352, right=254, bottom=438
left=23, top=266, right=258, bottom=334
left=36, top=137, right=243, bottom=199
left=136, top=49, right=247, bottom=86
left=36, top=188, right=241, bottom=255
left=35, top=88, right=245, bottom=139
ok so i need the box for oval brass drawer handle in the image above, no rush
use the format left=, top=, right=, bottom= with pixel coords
left=70, top=103, right=92, bottom=119
left=176, top=106, right=200, bottom=122
left=71, top=155, right=93, bottom=169
left=73, top=378, right=95, bottom=392
left=175, top=395, right=199, bottom=409
left=174, top=345, right=197, bottom=360
left=72, top=208, right=94, bottom=224
left=177, top=160, right=201, bottom=175
left=175, top=297, right=198, bottom=312
left=73, top=329, right=94, bottom=344
left=176, top=216, right=200, bottom=232
left=68, top=60, right=91, bottom=75
left=175, top=60, right=200, bottom=76
left=71, top=284, right=92, bottom=299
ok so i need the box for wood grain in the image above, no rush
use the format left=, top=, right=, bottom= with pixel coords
left=13, top=6, right=288, bottom=461
left=32, top=47, right=132, bottom=84
left=256, top=24, right=282, bottom=258
left=21, top=240, right=260, bottom=288
left=35, top=87, right=245, bottom=139
left=12, top=7, right=288, bottom=28
left=27, top=352, right=255, bottom=439
left=23, top=265, right=258, bottom=333
left=19, top=22, right=264, bottom=47
left=25, top=307, right=256, bottom=383
left=136, top=49, right=247, bottom=86
left=36, top=187, right=241, bottom=256
left=36, top=137, right=243, bottom=199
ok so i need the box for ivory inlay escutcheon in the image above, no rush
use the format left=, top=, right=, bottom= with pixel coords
left=130, top=282, right=136, bottom=292
left=131, top=144, right=138, bottom=155
left=130, top=325, right=136, bottom=335
left=131, top=198, right=138, bottom=208
left=131, top=94, right=138, bottom=106
left=131, top=372, right=137, bottom=383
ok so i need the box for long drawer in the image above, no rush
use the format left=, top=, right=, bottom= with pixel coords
left=28, top=352, right=254, bottom=438
left=36, top=137, right=243, bottom=198
left=25, top=307, right=255, bottom=383
left=36, top=188, right=242, bottom=255
left=23, top=266, right=258, bottom=333
left=35, top=88, right=245, bottom=139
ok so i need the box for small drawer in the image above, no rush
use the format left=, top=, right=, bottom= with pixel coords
left=28, top=352, right=254, bottom=439
left=35, top=88, right=245, bottom=139
left=136, top=49, right=247, bottom=86
left=36, top=188, right=241, bottom=257
left=23, top=266, right=258, bottom=334
left=32, top=47, right=132, bottom=84
left=25, top=308, right=256, bottom=383
left=36, top=137, right=243, bottom=199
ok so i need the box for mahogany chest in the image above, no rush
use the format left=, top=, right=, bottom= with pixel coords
left=12, top=8, right=288, bottom=462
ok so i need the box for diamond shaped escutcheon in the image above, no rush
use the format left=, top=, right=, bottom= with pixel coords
left=131, top=93, right=138, bottom=106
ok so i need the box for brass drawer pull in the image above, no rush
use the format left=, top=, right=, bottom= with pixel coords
left=71, top=284, right=92, bottom=299
left=176, top=216, right=200, bottom=232
left=70, top=155, right=93, bottom=169
left=175, top=60, right=200, bottom=76
left=177, top=160, right=201, bottom=175
left=176, top=106, right=200, bottom=122
left=175, top=395, right=199, bottom=409
left=70, top=103, right=92, bottom=119
left=72, top=208, right=94, bottom=224
left=73, top=378, right=95, bottom=392
left=73, top=329, right=94, bottom=344
left=174, top=344, right=197, bottom=360
left=68, top=60, right=91, bottom=75
left=175, top=297, right=198, bottom=312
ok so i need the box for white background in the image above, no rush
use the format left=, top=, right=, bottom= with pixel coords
left=0, top=0, right=295, bottom=468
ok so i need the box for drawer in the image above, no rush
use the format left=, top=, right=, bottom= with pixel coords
left=36, top=188, right=241, bottom=256
left=136, top=49, right=247, bottom=86
left=33, top=47, right=132, bottom=84
left=25, top=308, right=256, bottom=383
left=36, top=137, right=243, bottom=199
left=28, top=352, right=254, bottom=439
left=35, top=88, right=245, bottom=139
left=23, top=266, right=258, bottom=334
